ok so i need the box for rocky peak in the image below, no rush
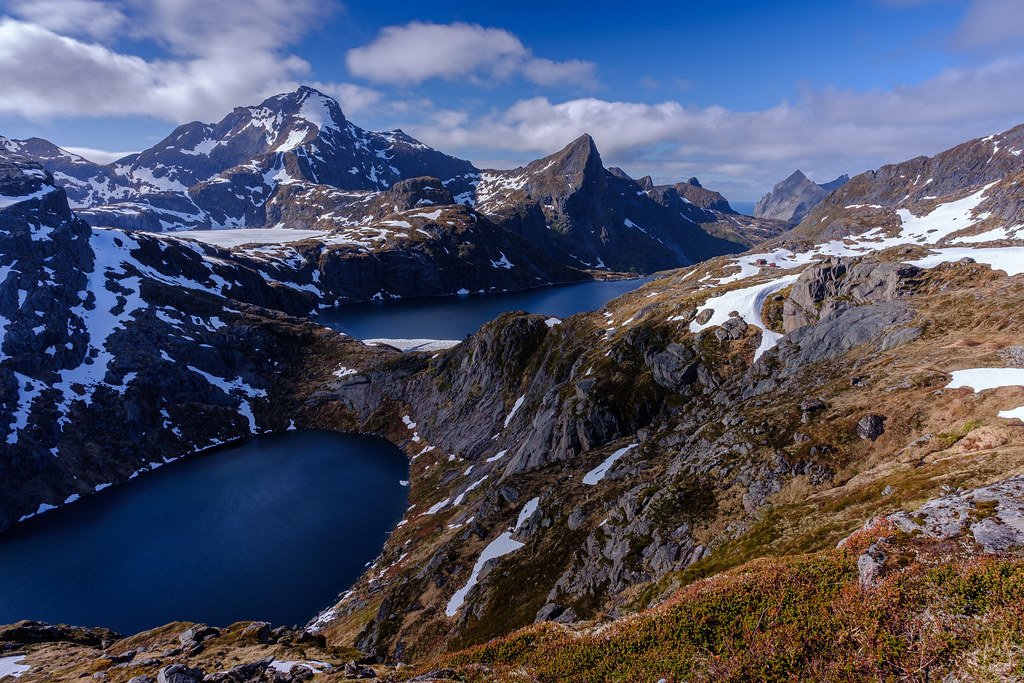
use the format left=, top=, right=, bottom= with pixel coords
left=540, top=134, right=604, bottom=188
left=820, top=174, right=850, bottom=191
left=755, top=169, right=847, bottom=225
left=669, top=179, right=736, bottom=214
left=252, top=85, right=347, bottom=134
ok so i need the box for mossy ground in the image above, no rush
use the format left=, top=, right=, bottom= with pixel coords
left=395, top=532, right=1024, bottom=682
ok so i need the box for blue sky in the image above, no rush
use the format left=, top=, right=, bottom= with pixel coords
left=0, top=0, right=1021, bottom=200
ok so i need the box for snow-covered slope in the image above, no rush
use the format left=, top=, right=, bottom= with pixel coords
left=788, top=123, right=1024, bottom=247
left=0, top=157, right=349, bottom=529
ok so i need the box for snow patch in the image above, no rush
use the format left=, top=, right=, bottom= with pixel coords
left=582, top=443, right=638, bottom=485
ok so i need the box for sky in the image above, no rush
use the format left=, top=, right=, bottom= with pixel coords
left=0, top=0, right=1022, bottom=201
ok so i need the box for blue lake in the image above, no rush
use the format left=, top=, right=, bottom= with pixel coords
left=0, top=431, right=408, bottom=634
left=0, top=279, right=649, bottom=634
left=316, top=277, right=650, bottom=340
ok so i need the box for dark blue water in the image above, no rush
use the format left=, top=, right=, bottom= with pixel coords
left=317, top=278, right=650, bottom=340
left=0, top=431, right=408, bottom=633
left=730, top=201, right=757, bottom=216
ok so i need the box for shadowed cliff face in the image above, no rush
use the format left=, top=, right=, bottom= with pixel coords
left=473, top=135, right=747, bottom=273
left=0, top=158, right=382, bottom=530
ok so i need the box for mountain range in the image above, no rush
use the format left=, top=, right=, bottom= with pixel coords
left=754, top=169, right=850, bottom=225
left=3, top=89, right=1024, bottom=682
left=1, top=87, right=782, bottom=285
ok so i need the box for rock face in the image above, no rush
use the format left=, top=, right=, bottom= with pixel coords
left=754, top=170, right=849, bottom=225
left=782, top=259, right=923, bottom=332
left=887, top=477, right=1024, bottom=553
left=788, top=123, right=1024, bottom=246
left=6, top=107, right=1024, bottom=678
left=5, top=87, right=746, bottom=284
left=646, top=177, right=791, bottom=247
left=472, top=135, right=746, bottom=273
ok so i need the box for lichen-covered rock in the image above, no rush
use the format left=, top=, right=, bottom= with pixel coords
left=888, top=477, right=1024, bottom=553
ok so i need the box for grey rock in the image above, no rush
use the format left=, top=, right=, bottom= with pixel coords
left=856, top=415, right=886, bottom=440
left=754, top=170, right=848, bottom=225
left=888, top=476, right=1024, bottom=552
left=857, top=542, right=887, bottom=588
left=157, top=664, right=204, bottom=683
left=239, top=621, right=271, bottom=644
left=342, top=660, right=376, bottom=678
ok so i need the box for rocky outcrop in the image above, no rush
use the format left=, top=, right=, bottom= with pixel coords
left=645, top=177, right=791, bottom=247
left=782, top=258, right=923, bottom=332
left=754, top=170, right=848, bottom=225
left=471, top=135, right=746, bottom=273
left=888, top=477, right=1024, bottom=553
left=788, top=123, right=1024, bottom=246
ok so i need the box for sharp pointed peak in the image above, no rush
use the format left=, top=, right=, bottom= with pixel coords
left=567, top=132, right=598, bottom=152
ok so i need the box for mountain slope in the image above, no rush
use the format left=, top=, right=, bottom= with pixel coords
left=471, top=135, right=746, bottom=272
left=5, top=88, right=748, bottom=284
left=5, top=122, right=1024, bottom=680
left=75, top=87, right=478, bottom=232
left=0, top=157, right=379, bottom=527
left=754, top=170, right=849, bottom=224
left=0, top=137, right=131, bottom=208
left=646, top=176, right=791, bottom=247
left=786, top=123, right=1024, bottom=247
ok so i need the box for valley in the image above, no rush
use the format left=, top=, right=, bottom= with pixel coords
left=2, top=86, right=1024, bottom=683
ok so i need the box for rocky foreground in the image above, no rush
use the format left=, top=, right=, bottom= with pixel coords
left=3, top=120, right=1024, bottom=681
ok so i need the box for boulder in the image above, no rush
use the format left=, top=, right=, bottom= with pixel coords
left=156, top=664, right=204, bottom=683
left=857, top=542, right=887, bottom=588
left=856, top=415, right=886, bottom=440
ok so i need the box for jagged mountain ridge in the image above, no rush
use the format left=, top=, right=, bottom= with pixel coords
left=754, top=169, right=850, bottom=225
left=4, top=87, right=754, bottom=278
left=645, top=176, right=791, bottom=247
left=470, top=134, right=746, bottom=272
left=786, top=123, right=1024, bottom=246
left=0, top=157, right=381, bottom=525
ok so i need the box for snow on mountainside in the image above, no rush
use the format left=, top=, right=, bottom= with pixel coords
left=4, top=88, right=754, bottom=281
left=0, top=136, right=132, bottom=208
left=0, top=157, right=352, bottom=527
left=7, top=118, right=1024, bottom=679
left=467, top=134, right=746, bottom=273
left=787, top=123, right=1024, bottom=248
left=4, top=87, right=475, bottom=234
left=646, top=176, right=791, bottom=248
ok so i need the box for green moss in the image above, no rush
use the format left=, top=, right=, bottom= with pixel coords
left=970, top=499, right=999, bottom=522
left=936, top=419, right=984, bottom=448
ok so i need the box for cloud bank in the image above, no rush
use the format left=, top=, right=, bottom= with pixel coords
left=345, top=21, right=598, bottom=89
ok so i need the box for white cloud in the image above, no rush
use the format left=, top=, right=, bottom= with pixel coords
left=408, top=55, right=1024, bottom=196
left=0, top=0, right=368, bottom=123
left=62, top=145, right=137, bottom=164
left=5, top=0, right=126, bottom=39
left=346, top=21, right=598, bottom=88
left=309, top=81, right=384, bottom=117
left=955, top=0, right=1024, bottom=49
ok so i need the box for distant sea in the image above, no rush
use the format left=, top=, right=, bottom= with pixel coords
left=730, top=200, right=756, bottom=216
